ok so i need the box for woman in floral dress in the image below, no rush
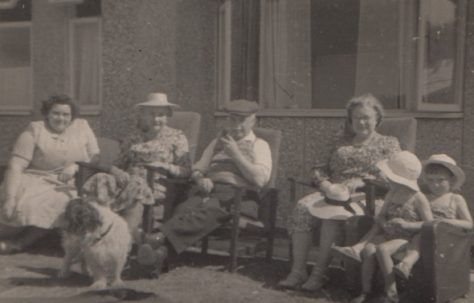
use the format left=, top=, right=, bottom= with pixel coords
left=0, top=95, right=99, bottom=253
left=279, top=94, right=401, bottom=291
left=82, top=93, right=191, bottom=242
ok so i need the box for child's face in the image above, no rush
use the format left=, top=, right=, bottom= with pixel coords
left=424, top=171, right=452, bottom=196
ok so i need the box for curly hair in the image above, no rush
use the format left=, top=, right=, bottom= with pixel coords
left=63, top=199, right=102, bottom=235
left=40, top=94, right=78, bottom=120
left=345, top=93, right=384, bottom=127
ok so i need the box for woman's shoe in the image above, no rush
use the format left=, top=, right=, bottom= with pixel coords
left=0, top=241, right=22, bottom=254
left=393, top=262, right=411, bottom=280
left=300, top=271, right=327, bottom=292
left=277, top=271, right=308, bottom=289
left=331, top=245, right=362, bottom=263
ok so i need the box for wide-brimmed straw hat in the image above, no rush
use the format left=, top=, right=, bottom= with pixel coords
left=136, top=93, right=180, bottom=108
left=377, top=151, right=421, bottom=191
left=423, top=154, right=465, bottom=190
left=305, top=184, right=365, bottom=220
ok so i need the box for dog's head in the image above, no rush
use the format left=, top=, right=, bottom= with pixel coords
left=63, top=198, right=102, bottom=235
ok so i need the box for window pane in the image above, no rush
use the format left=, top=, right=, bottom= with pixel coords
left=237, top=0, right=407, bottom=110
left=420, top=0, right=460, bottom=107
left=71, top=20, right=101, bottom=107
left=0, top=24, right=31, bottom=109
left=0, top=0, right=31, bottom=22
left=75, top=0, right=101, bottom=18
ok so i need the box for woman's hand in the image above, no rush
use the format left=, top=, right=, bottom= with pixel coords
left=58, top=164, right=79, bottom=183
left=196, top=177, right=214, bottom=194
left=311, top=169, right=325, bottom=186
left=110, top=166, right=130, bottom=187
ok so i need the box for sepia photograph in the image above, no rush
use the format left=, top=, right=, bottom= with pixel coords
left=0, top=0, right=472, bottom=302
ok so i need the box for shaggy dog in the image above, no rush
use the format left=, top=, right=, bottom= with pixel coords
left=59, top=198, right=131, bottom=289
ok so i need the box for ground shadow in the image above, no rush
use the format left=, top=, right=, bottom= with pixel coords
left=9, top=266, right=90, bottom=288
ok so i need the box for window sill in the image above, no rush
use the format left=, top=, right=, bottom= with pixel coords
left=214, top=109, right=464, bottom=119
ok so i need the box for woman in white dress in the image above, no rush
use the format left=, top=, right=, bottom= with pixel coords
left=0, top=95, right=99, bottom=253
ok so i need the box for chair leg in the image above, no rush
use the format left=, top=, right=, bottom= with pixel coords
left=201, top=236, right=209, bottom=255
left=265, top=191, right=278, bottom=262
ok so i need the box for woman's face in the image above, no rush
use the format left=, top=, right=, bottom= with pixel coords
left=138, top=107, right=169, bottom=133
left=350, top=105, right=378, bottom=138
left=46, top=104, right=73, bottom=133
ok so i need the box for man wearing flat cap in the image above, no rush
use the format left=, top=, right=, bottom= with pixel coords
left=137, top=99, right=272, bottom=276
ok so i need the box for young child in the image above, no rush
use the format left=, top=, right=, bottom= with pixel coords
left=333, top=151, right=433, bottom=303
left=392, top=154, right=473, bottom=280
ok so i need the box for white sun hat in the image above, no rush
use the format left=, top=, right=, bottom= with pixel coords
left=136, top=92, right=180, bottom=108
left=376, top=151, right=422, bottom=191
left=303, top=183, right=365, bottom=220
left=423, top=154, right=465, bottom=190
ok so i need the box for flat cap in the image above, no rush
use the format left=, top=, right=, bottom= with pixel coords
left=223, top=99, right=259, bottom=115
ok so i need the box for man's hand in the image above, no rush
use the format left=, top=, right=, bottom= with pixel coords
left=219, top=135, right=241, bottom=160
left=110, top=166, right=130, bottom=187
left=196, top=177, right=214, bottom=194
left=3, top=197, right=16, bottom=219
left=58, top=164, right=78, bottom=183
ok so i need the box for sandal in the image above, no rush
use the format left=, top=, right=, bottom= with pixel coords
left=331, top=245, right=362, bottom=263
left=0, top=241, right=22, bottom=254
left=277, top=271, right=308, bottom=289
left=393, top=261, right=411, bottom=280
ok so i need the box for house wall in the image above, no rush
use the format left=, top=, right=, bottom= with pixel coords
left=0, top=1, right=472, bottom=227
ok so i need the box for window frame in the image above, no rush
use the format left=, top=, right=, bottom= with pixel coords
left=415, top=0, right=467, bottom=112
left=216, top=0, right=467, bottom=117
left=68, top=16, right=102, bottom=115
left=0, top=20, right=33, bottom=115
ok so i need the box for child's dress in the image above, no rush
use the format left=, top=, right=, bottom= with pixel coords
left=429, top=193, right=459, bottom=220
left=381, top=191, right=424, bottom=240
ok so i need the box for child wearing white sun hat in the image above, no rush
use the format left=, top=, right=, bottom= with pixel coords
left=391, top=154, right=473, bottom=281
left=332, top=151, right=433, bottom=303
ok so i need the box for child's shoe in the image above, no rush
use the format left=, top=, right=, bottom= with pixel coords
left=331, top=245, right=362, bottom=263
left=393, top=261, right=411, bottom=280
left=277, top=271, right=308, bottom=289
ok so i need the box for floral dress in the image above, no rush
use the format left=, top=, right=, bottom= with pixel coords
left=289, top=132, right=400, bottom=233
left=0, top=119, right=99, bottom=228
left=82, top=125, right=191, bottom=213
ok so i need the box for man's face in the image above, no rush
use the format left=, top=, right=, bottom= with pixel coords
left=226, top=113, right=256, bottom=140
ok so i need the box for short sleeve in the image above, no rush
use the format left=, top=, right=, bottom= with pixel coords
left=80, top=119, right=100, bottom=157
left=11, top=123, right=36, bottom=162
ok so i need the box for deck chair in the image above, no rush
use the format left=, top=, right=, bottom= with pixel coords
left=75, top=111, right=201, bottom=229
left=197, top=127, right=282, bottom=272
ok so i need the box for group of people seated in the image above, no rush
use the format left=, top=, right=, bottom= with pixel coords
left=0, top=92, right=471, bottom=302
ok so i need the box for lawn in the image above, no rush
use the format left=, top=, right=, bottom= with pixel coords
left=0, top=239, right=472, bottom=303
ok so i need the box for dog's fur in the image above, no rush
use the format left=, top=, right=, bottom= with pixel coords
left=59, top=198, right=131, bottom=289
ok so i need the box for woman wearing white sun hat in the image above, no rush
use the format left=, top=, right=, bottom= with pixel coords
left=334, top=151, right=433, bottom=303
left=81, top=92, right=191, bottom=243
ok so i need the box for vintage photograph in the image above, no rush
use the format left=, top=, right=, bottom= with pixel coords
left=0, top=0, right=472, bottom=302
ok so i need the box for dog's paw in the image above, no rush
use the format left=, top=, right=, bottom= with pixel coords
left=58, top=268, right=71, bottom=279
left=90, top=279, right=107, bottom=290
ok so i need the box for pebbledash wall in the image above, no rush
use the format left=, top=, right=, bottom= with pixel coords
left=0, top=0, right=473, bottom=226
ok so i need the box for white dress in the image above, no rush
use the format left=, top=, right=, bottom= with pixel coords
left=0, top=119, right=99, bottom=228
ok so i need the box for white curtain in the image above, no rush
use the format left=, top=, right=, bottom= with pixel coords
left=259, top=0, right=311, bottom=109
left=73, top=20, right=100, bottom=106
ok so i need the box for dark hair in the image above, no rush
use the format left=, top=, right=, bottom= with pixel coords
left=424, top=163, right=454, bottom=177
left=346, top=93, right=384, bottom=127
left=40, top=95, right=78, bottom=120
left=63, top=199, right=102, bottom=235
